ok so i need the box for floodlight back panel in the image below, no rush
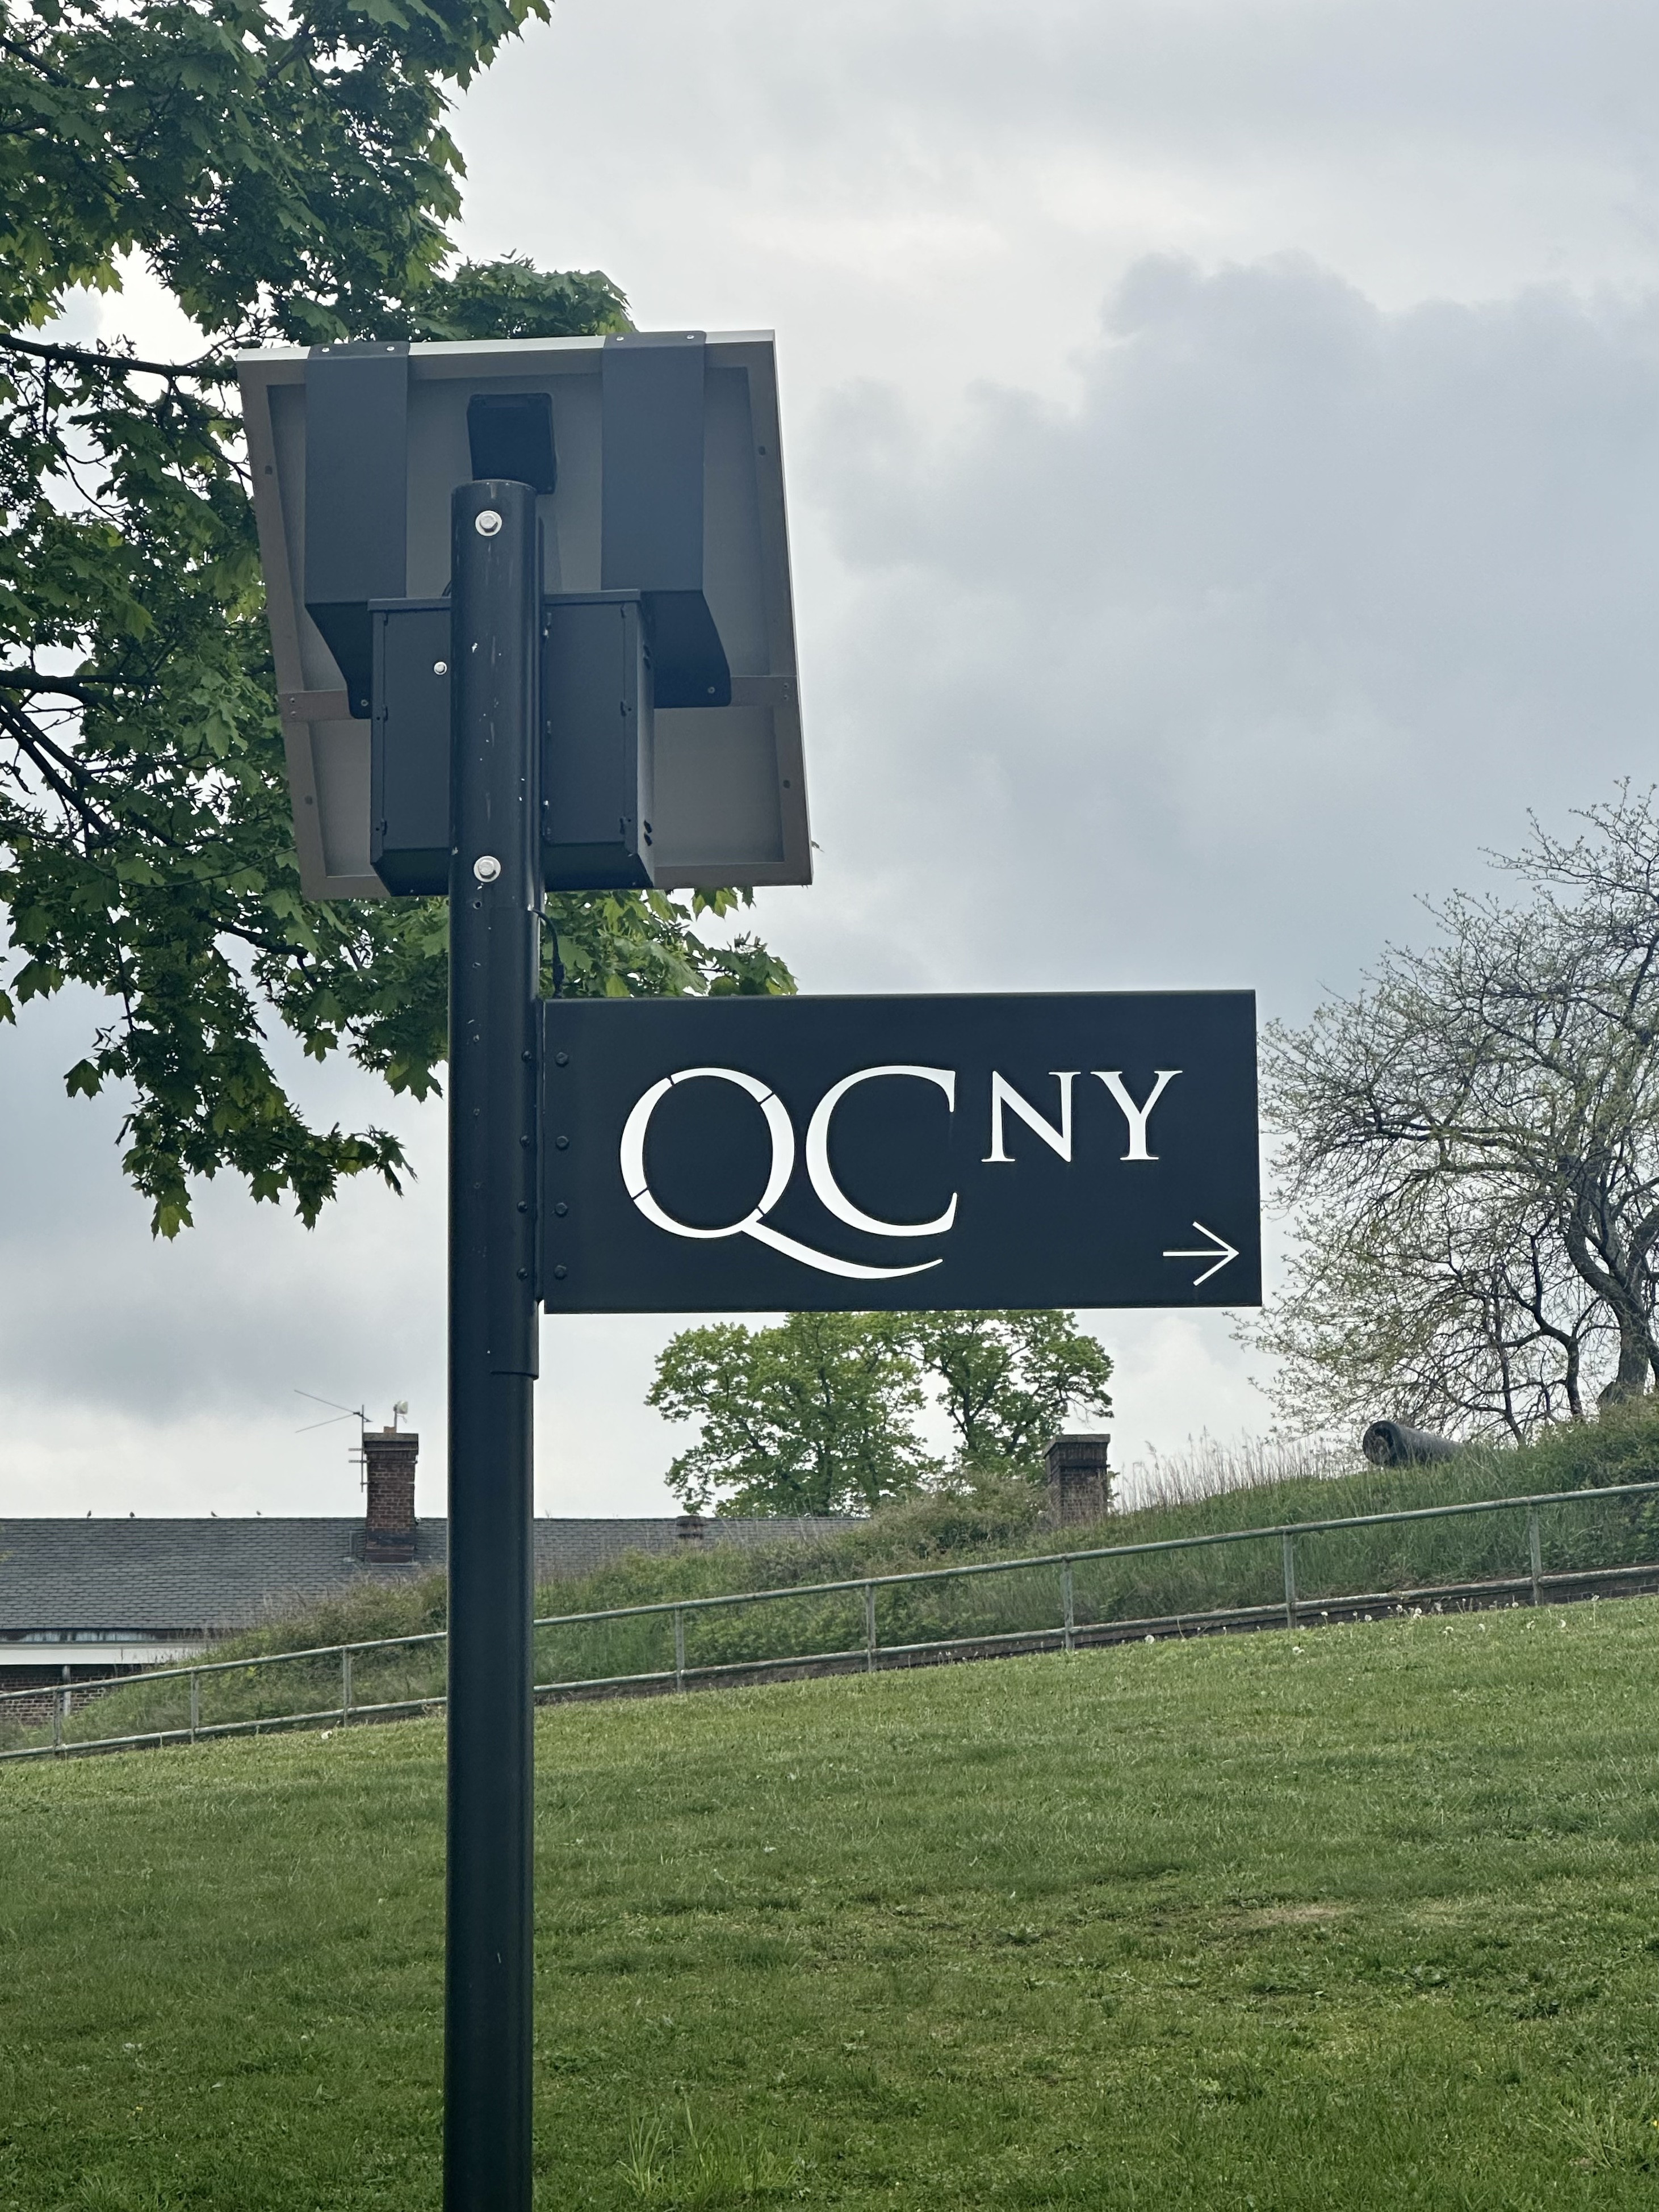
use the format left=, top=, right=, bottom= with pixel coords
left=238, top=336, right=809, bottom=899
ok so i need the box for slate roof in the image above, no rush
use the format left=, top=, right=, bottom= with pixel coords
left=0, top=1515, right=856, bottom=1638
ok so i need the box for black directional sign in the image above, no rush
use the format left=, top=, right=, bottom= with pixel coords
left=541, top=991, right=1259, bottom=1313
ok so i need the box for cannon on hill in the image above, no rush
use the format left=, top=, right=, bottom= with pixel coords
left=1361, top=1419, right=1461, bottom=1468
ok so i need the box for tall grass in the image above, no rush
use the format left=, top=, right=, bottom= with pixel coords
left=1120, top=1430, right=1364, bottom=1508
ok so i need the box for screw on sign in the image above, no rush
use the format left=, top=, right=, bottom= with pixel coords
left=236, top=329, right=1262, bottom=2211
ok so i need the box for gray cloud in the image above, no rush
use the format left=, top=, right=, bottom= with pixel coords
left=462, top=0, right=1659, bottom=400
left=0, top=987, right=443, bottom=1478
left=765, top=258, right=1659, bottom=1015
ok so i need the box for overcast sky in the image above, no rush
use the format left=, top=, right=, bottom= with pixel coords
left=9, top=0, right=1658, bottom=1520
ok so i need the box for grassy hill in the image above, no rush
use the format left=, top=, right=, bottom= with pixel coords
left=196, top=1400, right=1659, bottom=1646
left=5, top=1596, right=1659, bottom=2206
left=16, top=1407, right=1659, bottom=1754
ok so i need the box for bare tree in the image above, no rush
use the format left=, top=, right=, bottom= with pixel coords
left=1259, top=789, right=1659, bottom=1435
left=1256, top=1179, right=1609, bottom=1440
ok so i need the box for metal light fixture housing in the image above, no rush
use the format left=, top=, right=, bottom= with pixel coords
left=236, top=332, right=810, bottom=899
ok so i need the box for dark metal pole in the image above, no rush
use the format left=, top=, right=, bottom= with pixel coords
left=445, top=477, right=541, bottom=2212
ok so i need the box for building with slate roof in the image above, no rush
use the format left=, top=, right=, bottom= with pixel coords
left=0, top=1426, right=856, bottom=1692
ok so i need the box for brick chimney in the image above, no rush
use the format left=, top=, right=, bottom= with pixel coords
left=1045, top=1434, right=1112, bottom=1526
left=363, top=1427, right=419, bottom=1562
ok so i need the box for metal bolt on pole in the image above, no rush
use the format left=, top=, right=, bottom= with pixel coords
left=445, top=477, right=542, bottom=2212
left=1281, top=1531, right=1297, bottom=1631
left=1528, top=1509, right=1543, bottom=1607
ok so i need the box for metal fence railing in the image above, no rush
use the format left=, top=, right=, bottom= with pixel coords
left=6, top=1476, right=1659, bottom=1763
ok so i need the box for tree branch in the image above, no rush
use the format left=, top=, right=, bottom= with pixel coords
left=0, top=330, right=224, bottom=383
left=0, top=669, right=114, bottom=707
left=0, top=697, right=119, bottom=841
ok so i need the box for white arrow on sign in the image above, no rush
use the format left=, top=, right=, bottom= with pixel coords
left=1162, top=1220, right=1239, bottom=1287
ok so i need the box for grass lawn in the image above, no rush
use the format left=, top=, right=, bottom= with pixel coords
left=4, top=1600, right=1659, bottom=2209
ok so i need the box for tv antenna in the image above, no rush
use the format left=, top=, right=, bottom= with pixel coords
left=293, top=1387, right=368, bottom=1436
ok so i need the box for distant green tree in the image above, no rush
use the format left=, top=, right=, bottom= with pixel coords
left=903, top=1311, right=1115, bottom=1477
left=0, top=0, right=790, bottom=1237
left=648, top=1309, right=1115, bottom=1514
left=418, top=254, right=631, bottom=341
left=647, top=1314, right=936, bottom=1516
